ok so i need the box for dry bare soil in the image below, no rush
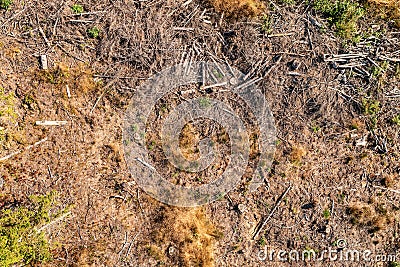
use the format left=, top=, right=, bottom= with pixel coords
left=0, top=0, right=400, bottom=266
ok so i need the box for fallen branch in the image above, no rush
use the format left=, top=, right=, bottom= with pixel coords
left=135, top=157, right=156, bottom=171
left=372, top=185, right=400, bottom=195
left=173, top=27, right=194, bottom=31
left=235, top=76, right=263, bottom=90
left=36, top=121, right=68, bottom=126
left=202, top=82, right=227, bottom=90
left=252, top=184, right=292, bottom=239
left=36, top=211, right=72, bottom=232
left=0, top=138, right=48, bottom=162
left=37, top=14, right=51, bottom=48
left=378, top=55, right=400, bottom=62
left=267, top=32, right=295, bottom=37
left=68, top=20, right=94, bottom=23
left=90, top=76, right=119, bottom=114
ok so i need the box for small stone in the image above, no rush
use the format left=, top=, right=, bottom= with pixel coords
left=168, top=246, right=175, bottom=255
left=229, top=77, right=238, bottom=85
left=134, top=133, right=141, bottom=140
left=290, top=59, right=301, bottom=71
left=238, top=204, right=246, bottom=213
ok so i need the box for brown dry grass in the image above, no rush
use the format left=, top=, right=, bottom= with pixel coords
left=151, top=207, right=222, bottom=267
left=348, top=202, right=395, bottom=233
left=289, top=145, right=307, bottom=164
left=367, top=0, right=400, bottom=26
left=179, top=123, right=201, bottom=161
left=209, top=0, right=266, bottom=17
left=36, top=63, right=98, bottom=96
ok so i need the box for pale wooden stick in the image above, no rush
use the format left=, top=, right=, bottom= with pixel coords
left=36, top=121, right=68, bottom=126
left=0, top=137, right=48, bottom=162
left=36, top=211, right=72, bottom=232
left=252, top=184, right=292, bottom=239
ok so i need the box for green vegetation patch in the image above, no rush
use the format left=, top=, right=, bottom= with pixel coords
left=391, top=114, right=400, bottom=125
left=313, top=0, right=365, bottom=39
left=0, top=0, right=12, bottom=10
left=362, top=98, right=380, bottom=116
left=71, top=4, right=84, bottom=14
left=87, top=27, right=100, bottom=39
left=0, top=87, right=17, bottom=122
left=0, top=191, right=69, bottom=267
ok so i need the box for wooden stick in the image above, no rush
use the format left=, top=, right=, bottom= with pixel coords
left=235, top=76, right=263, bottom=90
left=202, top=82, right=227, bottom=90
left=66, top=85, right=71, bottom=98
left=90, top=76, right=119, bottom=114
left=173, top=27, right=194, bottom=31
left=0, top=137, right=48, bottom=162
left=40, top=55, right=48, bottom=70
left=68, top=20, right=94, bottom=23
left=252, top=184, right=292, bottom=239
left=36, top=211, right=72, bottom=232
left=372, top=185, right=400, bottom=195
left=135, top=157, right=156, bottom=171
left=267, top=32, right=295, bottom=37
left=36, top=121, right=68, bottom=126
left=68, top=11, right=107, bottom=16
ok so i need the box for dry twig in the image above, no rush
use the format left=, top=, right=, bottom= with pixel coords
left=252, top=184, right=292, bottom=239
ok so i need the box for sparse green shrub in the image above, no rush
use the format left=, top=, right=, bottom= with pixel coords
left=362, top=98, right=380, bottom=128
left=0, top=87, right=17, bottom=122
left=391, top=114, right=400, bottom=125
left=311, top=124, right=321, bottom=133
left=261, top=14, right=272, bottom=33
left=199, top=97, right=212, bottom=108
left=0, top=191, right=68, bottom=267
left=313, top=0, right=364, bottom=38
left=43, top=64, right=70, bottom=85
left=323, top=209, right=331, bottom=219
left=362, top=98, right=380, bottom=115
left=279, top=0, right=295, bottom=5
left=396, top=64, right=400, bottom=78
left=87, top=27, right=100, bottom=38
left=71, top=4, right=84, bottom=14
left=0, top=0, right=12, bottom=10
left=22, top=94, right=36, bottom=110
left=258, top=236, right=266, bottom=246
left=371, top=60, right=389, bottom=77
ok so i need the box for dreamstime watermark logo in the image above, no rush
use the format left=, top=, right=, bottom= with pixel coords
left=257, top=239, right=398, bottom=263
left=123, top=61, right=276, bottom=207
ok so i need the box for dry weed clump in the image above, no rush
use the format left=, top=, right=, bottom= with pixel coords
left=179, top=122, right=201, bottom=161
left=209, top=0, right=266, bottom=17
left=367, top=0, right=400, bottom=26
left=348, top=202, right=395, bottom=233
left=289, top=145, right=307, bottom=164
left=150, top=207, right=222, bottom=266
left=37, top=63, right=98, bottom=96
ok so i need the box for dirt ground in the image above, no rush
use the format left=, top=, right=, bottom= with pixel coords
left=0, top=0, right=400, bottom=266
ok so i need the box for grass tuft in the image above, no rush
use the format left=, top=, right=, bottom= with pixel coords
left=0, top=0, right=12, bottom=10
left=367, top=0, right=400, bottom=27
left=87, top=27, right=100, bottom=38
left=71, top=4, right=84, bottom=14
left=313, top=0, right=365, bottom=38
left=209, top=0, right=265, bottom=18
